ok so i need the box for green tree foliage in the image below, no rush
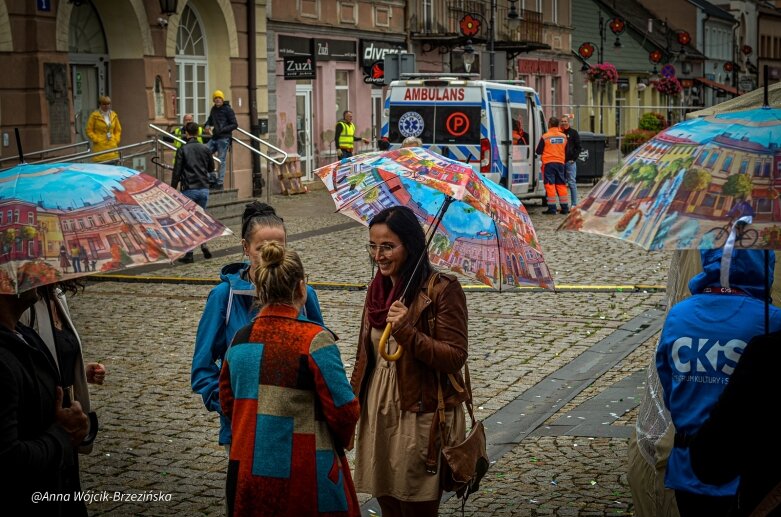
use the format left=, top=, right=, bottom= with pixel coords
left=682, top=168, right=713, bottom=191
left=722, top=174, right=753, bottom=199
left=639, top=112, right=667, bottom=132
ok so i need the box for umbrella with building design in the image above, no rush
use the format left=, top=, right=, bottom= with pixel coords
left=0, top=162, right=231, bottom=294
left=560, top=107, right=781, bottom=251
left=317, top=147, right=553, bottom=292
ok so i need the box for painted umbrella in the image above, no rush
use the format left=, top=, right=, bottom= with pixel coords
left=0, top=162, right=231, bottom=294
left=560, top=107, right=781, bottom=251
left=316, top=147, right=553, bottom=358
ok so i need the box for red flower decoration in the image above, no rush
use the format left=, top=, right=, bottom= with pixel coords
left=609, top=17, right=625, bottom=35
left=460, top=15, right=480, bottom=37
left=742, top=44, right=753, bottom=55
left=724, top=61, right=734, bottom=72
left=578, top=42, right=595, bottom=60
left=649, top=50, right=663, bottom=64
left=677, top=31, right=691, bottom=46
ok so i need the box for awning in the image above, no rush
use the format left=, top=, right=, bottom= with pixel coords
left=696, top=77, right=738, bottom=96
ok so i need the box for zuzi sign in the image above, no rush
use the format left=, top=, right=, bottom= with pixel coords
left=284, top=55, right=316, bottom=80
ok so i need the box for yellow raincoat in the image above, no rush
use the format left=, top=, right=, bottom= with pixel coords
left=86, top=109, right=122, bottom=163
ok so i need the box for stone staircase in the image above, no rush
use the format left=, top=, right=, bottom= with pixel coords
left=205, top=188, right=254, bottom=228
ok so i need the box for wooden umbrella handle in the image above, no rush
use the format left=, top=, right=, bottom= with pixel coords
left=378, top=322, right=403, bottom=361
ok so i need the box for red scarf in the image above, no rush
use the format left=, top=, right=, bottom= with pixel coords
left=366, top=271, right=405, bottom=330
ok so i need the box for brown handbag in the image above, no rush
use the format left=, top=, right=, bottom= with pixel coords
left=423, top=273, right=490, bottom=501
left=436, top=365, right=490, bottom=499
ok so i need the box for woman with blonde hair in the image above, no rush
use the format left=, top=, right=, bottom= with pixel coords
left=219, top=242, right=359, bottom=517
left=86, top=95, right=122, bottom=163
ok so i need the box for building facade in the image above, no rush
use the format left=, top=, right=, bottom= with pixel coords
left=0, top=0, right=269, bottom=199
left=266, top=0, right=406, bottom=181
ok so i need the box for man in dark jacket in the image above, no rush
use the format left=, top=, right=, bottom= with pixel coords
left=560, top=115, right=582, bottom=207
left=0, top=290, right=90, bottom=516
left=204, top=89, right=238, bottom=190
left=689, top=329, right=781, bottom=516
left=172, top=121, right=214, bottom=264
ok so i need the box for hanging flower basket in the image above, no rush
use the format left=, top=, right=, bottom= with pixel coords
left=652, top=76, right=683, bottom=96
left=587, top=63, right=619, bottom=85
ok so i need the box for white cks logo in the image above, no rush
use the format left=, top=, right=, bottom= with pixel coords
left=671, top=337, right=747, bottom=375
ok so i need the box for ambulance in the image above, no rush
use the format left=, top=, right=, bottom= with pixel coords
left=382, top=75, right=548, bottom=201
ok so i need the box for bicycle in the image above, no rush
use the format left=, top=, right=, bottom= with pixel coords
left=702, top=220, right=758, bottom=248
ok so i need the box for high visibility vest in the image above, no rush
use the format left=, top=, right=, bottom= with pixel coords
left=173, top=126, right=203, bottom=148
left=540, top=128, right=567, bottom=165
left=337, top=121, right=356, bottom=150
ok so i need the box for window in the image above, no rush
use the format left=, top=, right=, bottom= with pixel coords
left=339, top=2, right=357, bottom=24
left=757, top=198, right=772, bottom=213
left=375, top=5, right=391, bottom=27
left=422, top=0, right=434, bottom=32
left=27, top=212, right=34, bottom=225
left=721, top=155, right=733, bottom=172
left=739, top=160, right=748, bottom=174
left=88, top=216, right=95, bottom=227
left=154, top=76, right=165, bottom=119
left=707, top=152, right=719, bottom=168
left=0, top=212, right=3, bottom=224
left=175, top=6, right=208, bottom=123
left=696, top=150, right=708, bottom=166
left=300, top=0, right=319, bottom=18
left=14, top=209, right=19, bottom=223
left=335, top=71, right=350, bottom=121
left=28, top=241, right=34, bottom=256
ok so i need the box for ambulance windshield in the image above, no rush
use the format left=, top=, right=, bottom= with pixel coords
left=389, top=106, right=481, bottom=145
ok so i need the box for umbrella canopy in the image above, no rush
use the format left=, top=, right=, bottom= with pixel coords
left=316, top=147, right=553, bottom=290
left=560, top=107, right=781, bottom=251
left=0, top=162, right=230, bottom=294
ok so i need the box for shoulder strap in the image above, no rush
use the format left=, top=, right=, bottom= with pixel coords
left=750, top=480, right=781, bottom=517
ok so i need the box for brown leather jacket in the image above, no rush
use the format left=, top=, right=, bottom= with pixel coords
left=350, top=272, right=469, bottom=413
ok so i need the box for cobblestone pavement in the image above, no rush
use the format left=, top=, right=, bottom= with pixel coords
left=72, top=181, right=671, bottom=516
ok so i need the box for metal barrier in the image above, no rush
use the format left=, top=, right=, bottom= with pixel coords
left=0, top=140, right=90, bottom=166
left=147, top=123, right=223, bottom=179
left=0, top=139, right=159, bottom=172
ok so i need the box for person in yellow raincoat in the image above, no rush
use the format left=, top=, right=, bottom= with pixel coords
left=86, top=95, right=122, bottom=163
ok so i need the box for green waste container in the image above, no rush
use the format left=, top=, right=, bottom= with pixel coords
left=577, top=132, right=606, bottom=184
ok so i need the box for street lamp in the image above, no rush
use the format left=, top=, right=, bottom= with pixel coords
left=457, top=0, right=519, bottom=80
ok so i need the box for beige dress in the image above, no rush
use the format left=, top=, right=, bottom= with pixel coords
left=353, top=327, right=466, bottom=501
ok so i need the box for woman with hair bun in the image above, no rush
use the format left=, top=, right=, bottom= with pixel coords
left=191, top=201, right=324, bottom=452
left=219, top=242, right=360, bottom=517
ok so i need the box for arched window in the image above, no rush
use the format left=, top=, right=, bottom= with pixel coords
left=175, top=6, right=208, bottom=124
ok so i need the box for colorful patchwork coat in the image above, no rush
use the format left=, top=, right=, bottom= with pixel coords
left=220, top=304, right=360, bottom=517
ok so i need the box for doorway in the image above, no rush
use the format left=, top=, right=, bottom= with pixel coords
left=71, top=63, right=104, bottom=143
left=296, top=85, right=314, bottom=181
left=371, top=89, right=383, bottom=145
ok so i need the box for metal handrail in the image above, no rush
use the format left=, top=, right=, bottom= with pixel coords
left=233, top=127, right=287, bottom=165
left=0, top=140, right=90, bottom=165
left=0, top=139, right=158, bottom=171
left=148, top=123, right=221, bottom=164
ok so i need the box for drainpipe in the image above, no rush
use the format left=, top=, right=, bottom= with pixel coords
left=248, top=0, right=262, bottom=195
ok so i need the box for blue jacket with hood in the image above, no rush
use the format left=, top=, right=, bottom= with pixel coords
left=191, top=262, right=324, bottom=445
left=657, top=248, right=781, bottom=496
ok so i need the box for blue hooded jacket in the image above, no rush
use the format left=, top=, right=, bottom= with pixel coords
left=657, top=248, right=781, bottom=496
left=190, top=262, right=324, bottom=445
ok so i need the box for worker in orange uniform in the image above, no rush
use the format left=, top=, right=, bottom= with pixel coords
left=535, top=116, right=570, bottom=215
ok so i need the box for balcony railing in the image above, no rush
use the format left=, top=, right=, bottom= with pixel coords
left=410, top=0, right=544, bottom=47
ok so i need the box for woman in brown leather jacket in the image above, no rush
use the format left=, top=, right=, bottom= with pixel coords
left=351, top=206, right=469, bottom=516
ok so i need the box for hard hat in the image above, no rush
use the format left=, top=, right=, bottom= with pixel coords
left=212, top=90, right=224, bottom=100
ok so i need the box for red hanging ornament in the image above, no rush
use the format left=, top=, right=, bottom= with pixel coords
left=649, top=50, right=663, bottom=64
left=676, top=31, right=691, bottom=46
left=578, top=42, right=596, bottom=60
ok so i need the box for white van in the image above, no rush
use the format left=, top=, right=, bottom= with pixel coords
left=382, top=76, right=547, bottom=201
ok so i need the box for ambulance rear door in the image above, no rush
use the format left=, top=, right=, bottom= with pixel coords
left=387, top=81, right=483, bottom=170
left=506, top=90, right=535, bottom=196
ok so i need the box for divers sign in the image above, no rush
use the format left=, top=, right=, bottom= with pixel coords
left=284, top=55, right=316, bottom=80
left=361, top=40, right=403, bottom=85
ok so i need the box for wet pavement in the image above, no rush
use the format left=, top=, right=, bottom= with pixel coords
left=72, top=167, right=673, bottom=516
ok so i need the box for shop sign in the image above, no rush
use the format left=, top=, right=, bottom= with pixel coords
left=278, top=35, right=313, bottom=57
left=315, top=39, right=357, bottom=62
left=517, top=59, right=559, bottom=75
left=361, top=40, right=403, bottom=85
left=284, top=55, right=316, bottom=80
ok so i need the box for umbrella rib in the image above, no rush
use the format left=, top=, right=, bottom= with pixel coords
left=494, top=218, right=502, bottom=292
